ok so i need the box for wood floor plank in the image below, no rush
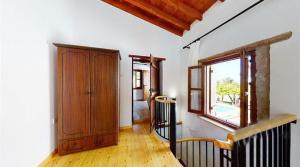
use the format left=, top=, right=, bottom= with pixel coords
left=39, top=122, right=182, bottom=167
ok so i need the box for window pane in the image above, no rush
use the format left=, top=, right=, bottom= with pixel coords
left=133, top=73, right=136, bottom=88
left=136, top=72, right=141, bottom=79
left=191, top=68, right=201, bottom=88
left=207, top=59, right=241, bottom=126
left=136, top=80, right=141, bottom=87
left=190, top=90, right=201, bottom=111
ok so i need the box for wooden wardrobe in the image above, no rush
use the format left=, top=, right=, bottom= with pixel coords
left=54, top=43, right=120, bottom=155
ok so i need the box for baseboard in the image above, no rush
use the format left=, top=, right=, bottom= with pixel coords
left=38, top=148, right=57, bottom=166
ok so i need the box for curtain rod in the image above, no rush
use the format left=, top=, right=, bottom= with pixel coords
left=182, top=0, right=265, bottom=50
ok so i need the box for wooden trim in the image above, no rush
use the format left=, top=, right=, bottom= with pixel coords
left=204, top=114, right=239, bottom=130
left=240, top=50, right=248, bottom=127
left=122, top=0, right=190, bottom=30
left=200, top=52, right=241, bottom=65
left=151, top=63, right=159, bottom=70
left=131, top=58, right=134, bottom=124
left=56, top=48, right=63, bottom=141
left=155, top=96, right=176, bottom=104
left=213, top=139, right=233, bottom=150
left=188, top=65, right=204, bottom=114
left=202, top=56, right=242, bottom=129
left=208, top=66, right=212, bottom=112
left=188, top=65, right=202, bottom=69
left=250, top=52, right=258, bottom=124
left=129, top=55, right=166, bottom=61
left=53, top=43, right=120, bottom=54
left=201, top=65, right=205, bottom=114
left=199, top=51, right=258, bottom=129
left=190, top=88, right=202, bottom=90
left=227, top=114, right=298, bottom=142
left=198, top=116, right=235, bottom=132
left=176, top=137, right=215, bottom=143
left=188, top=66, right=192, bottom=112
left=176, top=138, right=233, bottom=150
left=198, top=31, right=292, bottom=64
left=102, top=0, right=184, bottom=36
left=167, top=0, right=202, bottom=20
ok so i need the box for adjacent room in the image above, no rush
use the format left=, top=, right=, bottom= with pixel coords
left=1, top=0, right=299, bottom=167
left=132, top=60, right=150, bottom=123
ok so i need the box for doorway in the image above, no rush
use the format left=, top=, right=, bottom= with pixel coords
left=130, top=55, right=165, bottom=132
left=132, top=62, right=151, bottom=123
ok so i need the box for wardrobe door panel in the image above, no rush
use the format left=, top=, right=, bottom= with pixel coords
left=60, top=48, right=90, bottom=140
left=91, top=51, right=117, bottom=135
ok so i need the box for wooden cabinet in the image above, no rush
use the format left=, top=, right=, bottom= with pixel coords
left=55, top=43, right=120, bottom=155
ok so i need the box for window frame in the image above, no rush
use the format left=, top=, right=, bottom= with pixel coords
left=188, top=51, right=257, bottom=129
left=188, top=65, right=205, bottom=114
left=133, top=70, right=143, bottom=89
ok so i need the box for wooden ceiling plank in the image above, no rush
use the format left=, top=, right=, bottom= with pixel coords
left=122, top=0, right=190, bottom=30
left=102, top=0, right=184, bottom=36
left=166, top=0, right=203, bottom=20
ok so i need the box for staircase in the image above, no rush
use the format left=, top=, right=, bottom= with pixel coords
left=154, top=96, right=298, bottom=167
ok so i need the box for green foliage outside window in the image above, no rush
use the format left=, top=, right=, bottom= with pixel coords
left=216, top=77, right=240, bottom=104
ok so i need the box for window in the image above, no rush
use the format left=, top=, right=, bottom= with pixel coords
left=133, top=70, right=143, bottom=89
left=188, top=66, right=204, bottom=113
left=188, top=51, right=257, bottom=129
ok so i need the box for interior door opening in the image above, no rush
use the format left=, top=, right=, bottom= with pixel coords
left=132, top=62, right=151, bottom=124
left=130, top=55, right=165, bottom=132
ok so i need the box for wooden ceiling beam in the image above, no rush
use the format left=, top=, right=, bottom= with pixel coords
left=122, top=0, right=190, bottom=30
left=166, top=0, right=203, bottom=20
left=103, top=0, right=184, bottom=36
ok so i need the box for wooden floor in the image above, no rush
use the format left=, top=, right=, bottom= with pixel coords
left=40, top=122, right=182, bottom=167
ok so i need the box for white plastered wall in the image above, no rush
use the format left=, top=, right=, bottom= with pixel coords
left=0, top=0, right=181, bottom=166
left=178, top=0, right=300, bottom=166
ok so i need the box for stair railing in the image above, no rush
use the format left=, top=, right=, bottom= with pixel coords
left=174, top=114, right=297, bottom=167
left=155, top=95, right=298, bottom=167
left=227, top=114, right=297, bottom=167
left=154, top=96, right=176, bottom=138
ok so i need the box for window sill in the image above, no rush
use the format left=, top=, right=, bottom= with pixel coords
left=198, top=115, right=236, bottom=133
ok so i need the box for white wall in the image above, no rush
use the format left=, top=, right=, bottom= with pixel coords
left=178, top=0, right=300, bottom=166
left=0, top=0, right=181, bottom=166
left=133, top=64, right=150, bottom=101
left=0, top=0, right=3, bottom=161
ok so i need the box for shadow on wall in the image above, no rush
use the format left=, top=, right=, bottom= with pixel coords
left=48, top=42, right=57, bottom=152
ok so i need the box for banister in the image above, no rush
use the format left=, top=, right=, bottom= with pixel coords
left=227, top=114, right=298, bottom=142
left=176, top=114, right=298, bottom=151
left=155, top=96, right=176, bottom=104
left=176, top=137, right=215, bottom=143
left=156, top=96, right=297, bottom=167
left=176, top=137, right=234, bottom=150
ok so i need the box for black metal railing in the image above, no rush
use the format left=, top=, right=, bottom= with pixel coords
left=229, top=121, right=296, bottom=167
left=154, top=96, right=176, bottom=140
left=176, top=139, right=225, bottom=167
left=220, top=149, right=232, bottom=167
left=155, top=96, right=297, bottom=167
left=154, top=96, right=176, bottom=154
